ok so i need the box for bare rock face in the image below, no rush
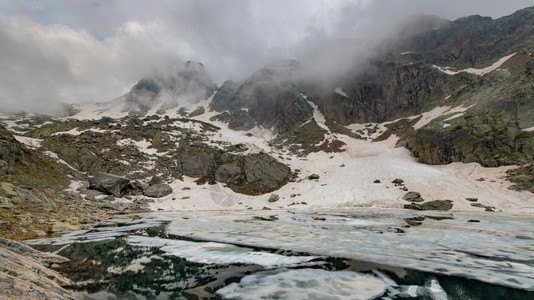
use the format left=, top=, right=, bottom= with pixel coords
left=210, top=61, right=314, bottom=134
left=89, top=172, right=130, bottom=197
left=0, top=238, right=74, bottom=299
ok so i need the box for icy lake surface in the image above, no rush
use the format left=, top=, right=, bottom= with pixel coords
left=27, top=209, right=534, bottom=299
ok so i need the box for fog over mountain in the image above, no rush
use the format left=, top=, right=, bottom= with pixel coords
left=0, top=0, right=532, bottom=112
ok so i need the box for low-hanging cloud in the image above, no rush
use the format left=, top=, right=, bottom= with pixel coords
left=0, top=0, right=532, bottom=112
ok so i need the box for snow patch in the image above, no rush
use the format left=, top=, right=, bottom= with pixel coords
left=14, top=135, right=42, bottom=148
left=433, top=53, right=516, bottom=76
left=335, top=87, right=348, bottom=98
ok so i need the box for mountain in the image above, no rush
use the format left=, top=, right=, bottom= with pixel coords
left=2, top=7, right=534, bottom=243
left=121, top=61, right=218, bottom=115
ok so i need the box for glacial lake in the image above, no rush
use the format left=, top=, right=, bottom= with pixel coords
left=27, top=209, right=534, bottom=299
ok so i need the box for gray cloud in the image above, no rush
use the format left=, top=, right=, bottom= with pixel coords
left=0, top=0, right=532, bottom=112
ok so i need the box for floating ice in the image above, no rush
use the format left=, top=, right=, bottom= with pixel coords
left=216, top=268, right=387, bottom=300
left=126, top=235, right=318, bottom=267
left=163, top=210, right=534, bottom=291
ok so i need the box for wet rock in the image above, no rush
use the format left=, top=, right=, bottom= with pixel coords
left=268, top=194, right=280, bottom=203
left=143, top=184, right=173, bottom=198
left=89, top=172, right=130, bottom=197
left=308, top=174, right=320, bottom=180
left=402, top=191, right=424, bottom=202
left=465, top=197, right=478, bottom=202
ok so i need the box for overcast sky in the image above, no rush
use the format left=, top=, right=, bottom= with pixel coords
left=0, top=0, right=532, bottom=111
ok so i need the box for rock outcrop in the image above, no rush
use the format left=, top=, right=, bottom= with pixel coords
left=404, top=200, right=454, bottom=211
left=143, top=184, right=173, bottom=198
left=89, top=172, right=130, bottom=197
left=0, top=237, right=73, bottom=299
left=176, top=142, right=291, bottom=195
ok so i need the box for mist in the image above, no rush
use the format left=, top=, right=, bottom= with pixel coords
left=0, top=0, right=532, bottom=112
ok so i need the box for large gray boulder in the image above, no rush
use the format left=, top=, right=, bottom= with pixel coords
left=243, top=153, right=291, bottom=191
left=89, top=172, right=130, bottom=197
left=143, top=184, right=173, bottom=198
left=404, top=200, right=453, bottom=211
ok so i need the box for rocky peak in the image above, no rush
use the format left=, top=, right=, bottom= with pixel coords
left=122, top=61, right=217, bottom=115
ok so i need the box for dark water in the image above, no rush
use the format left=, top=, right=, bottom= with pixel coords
left=28, top=211, right=534, bottom=300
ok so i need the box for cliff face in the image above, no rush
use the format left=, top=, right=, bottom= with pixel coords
left=210, top=60, right=314, bottom=134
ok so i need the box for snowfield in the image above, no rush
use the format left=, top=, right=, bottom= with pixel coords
left=148, top=100, right=534, bottom=214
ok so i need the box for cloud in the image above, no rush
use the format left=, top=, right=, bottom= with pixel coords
left=0, top=14, right=192, bottom=112
left=0, top=0, right=532, bottom=112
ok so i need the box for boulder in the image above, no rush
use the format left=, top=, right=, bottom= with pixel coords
left=242, top=153, right=291, bottom=192
left=188, top=106, right=205, bottom=118
left=404, top=200, right=453, bottom=211
left=402, top=191, right=424, bottom=202
left=89, top=172, right=130, bottom=197
left=143, top=184, right=173, bottom=198
left=268, top=194, right=280, bottom=203
left=392, top=178, right=404, bottom=186
left=422, top=200, right=453, bottom=211
left=308, top=174, right=320, bottom=180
